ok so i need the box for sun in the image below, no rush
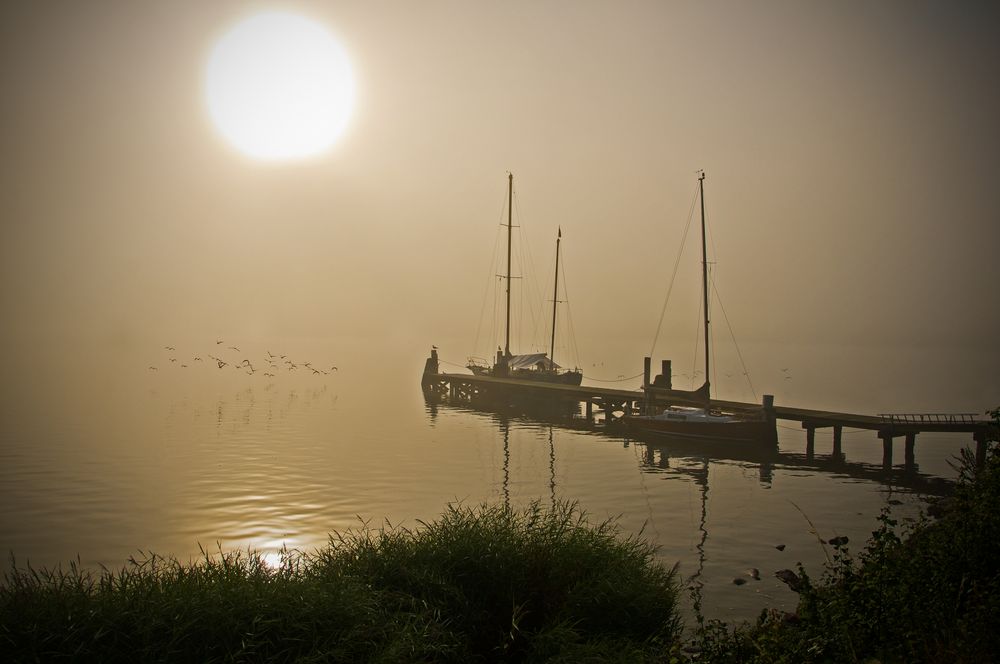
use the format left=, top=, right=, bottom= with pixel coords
left=205, top=11, right=355, bottom=161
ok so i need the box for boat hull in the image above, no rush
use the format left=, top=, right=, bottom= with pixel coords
left=510, top=369, right=583, bottom=386
left=624, top=416, right=773, bottom=443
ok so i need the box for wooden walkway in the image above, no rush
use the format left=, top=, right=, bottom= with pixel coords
left=421, top=353, right=997, bottom=469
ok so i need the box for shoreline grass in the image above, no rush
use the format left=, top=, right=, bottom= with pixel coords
left=1, top=501, right=683, bottom=662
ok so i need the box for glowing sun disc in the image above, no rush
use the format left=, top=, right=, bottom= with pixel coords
left=205, top=11, right=355, bottom=161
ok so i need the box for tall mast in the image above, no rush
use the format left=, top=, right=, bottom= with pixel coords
left=699, top=170, right=711, bottom=401
left=549, top=227, right=561, bottom=371
left=504, top=172, right=513, bottom=358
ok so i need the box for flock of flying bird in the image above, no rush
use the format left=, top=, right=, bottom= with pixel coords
left=148, top=340, right=338, bottom=377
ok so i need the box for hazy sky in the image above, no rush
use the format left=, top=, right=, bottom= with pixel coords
left=2, top=1, right=998, bottom=411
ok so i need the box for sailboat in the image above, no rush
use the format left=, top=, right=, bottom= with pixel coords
left=466, top=173, right=583, bottom=386
left=625, top=171, right=772, bottom=442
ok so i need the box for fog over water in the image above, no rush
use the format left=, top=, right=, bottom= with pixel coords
left=1, top=0, right=998, bottom=623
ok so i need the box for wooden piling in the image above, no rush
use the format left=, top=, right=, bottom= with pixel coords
left=904, top=433, right=916, bottom=469
left=833, top=425, right=843, bottom=458
left=881, top=433, right=894, bottom=470
left=806, top=426, right=815, bottom=459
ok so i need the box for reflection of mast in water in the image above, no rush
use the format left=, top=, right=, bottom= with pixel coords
left=686, top=458, right=710, bottom=624
left=500, top=416, right=510, bottom=509
left=548, top=426, right=556, bottom=509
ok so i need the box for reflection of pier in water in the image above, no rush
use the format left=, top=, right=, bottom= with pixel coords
left=423, top=392, right=955, bottom=497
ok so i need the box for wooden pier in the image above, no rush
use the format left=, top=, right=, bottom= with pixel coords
left=421, top=351, right=997, bottom=469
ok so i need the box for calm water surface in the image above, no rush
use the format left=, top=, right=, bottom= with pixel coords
left=0, top=347, right=975, bottom=624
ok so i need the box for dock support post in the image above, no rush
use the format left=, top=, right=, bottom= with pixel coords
left=643, top=357, right=651, bottom=388
left=832, top=425, right=843, bottom=459
left=880, top=433, right=894, bottom=470
left=904, top=433, right=916, bottom=470
left=661, top=360, right=672, bottom=389
left=585, top=400, right=593, bottom=421
left=805, top=427, right=815, bottom=459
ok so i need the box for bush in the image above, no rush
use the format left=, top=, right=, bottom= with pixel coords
left=0, top=501, right=683, bottom=662
left=692, top=438, right=1000, bottom=663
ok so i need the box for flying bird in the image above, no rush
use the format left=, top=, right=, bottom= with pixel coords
left=148, top=366, right=158, bottom=371
left=229, top=346, right=240, bottom=352
left=164, top=346, right=175, bottom=351
left=216, top=339, right=224, bottom=345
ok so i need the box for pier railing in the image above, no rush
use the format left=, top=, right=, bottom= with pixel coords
left=878, top=413, right=980, bottom=425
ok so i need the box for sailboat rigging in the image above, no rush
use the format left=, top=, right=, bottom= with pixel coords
left=466, top=173, right=583, bottom=386
left=626, top=171, right=772, bottom=442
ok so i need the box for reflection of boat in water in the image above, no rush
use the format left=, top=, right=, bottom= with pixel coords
left=625, top=171, right=771, bottom=442
left=464, top=173, right=582, bottom=386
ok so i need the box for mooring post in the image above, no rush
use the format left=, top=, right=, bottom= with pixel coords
left=904, top=433, right=916, bottom=470
left=585, top=399, right=593, bottom=421
left=880, top=432, right=894, bottom=470
left=661, top=360, right=672, bottom=389
left=643, top=357, right=653, bottom=414
left=833, top=425, right=843, bottom=458
left=761, top=394, right=777, bottom=445
left=805, top=426, right=815, bottom=459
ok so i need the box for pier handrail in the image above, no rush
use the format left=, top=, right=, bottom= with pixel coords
left=878, top=413, right=980, bottom=425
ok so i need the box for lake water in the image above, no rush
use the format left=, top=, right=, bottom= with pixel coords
left=0, top=343, right=981, bottom=624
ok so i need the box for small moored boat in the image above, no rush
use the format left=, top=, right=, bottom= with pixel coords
left=464, top=174, right=582, bottom=387
left=625, top=171, right=771, bottom=442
